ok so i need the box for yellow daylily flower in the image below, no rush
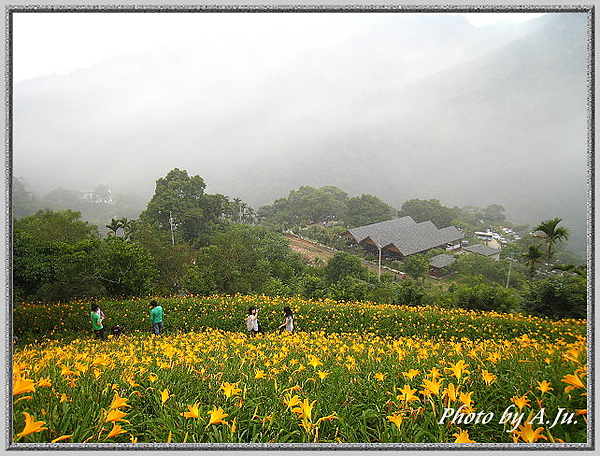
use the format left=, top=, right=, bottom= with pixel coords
left=254, top=369, right=266, bottom=379
left=283, top=393, right=302, bottom=408
left=396, top=385, right=419, bottom=402
left=106, top=423, right=127, bottom=439
left=443, top=383, right=460, bottom=403
left=459, top=391, right=474, bottom=408
left=486, top=353, right=501, bottom=364
left=374, top=372, right=386, bottom=382
left=36, top=378, right=52, bottom=388
left=536, top=380, right=553, bottom=394
left=109, top=392, right=131, bottom=410
left=511, top=394, right=530, bottom=410
left=481, top=370, right=496, bottom=386
left=517, top=421, right=548, bottom=443
left=453, top=429, right=476, bottom=443
left=402, top=369, right=420, bottom=380
left=13, top=375, right=36, bottom=396
left=125, top=378, right=139, bottom=388
left=16, top=412, right=47, bottom=438
left=446, top=360, right=470, bottom=380
left=220, top=382, right=242, bottom=398
left=428, top=367, right=443, bottom=380
left=106, top=409, right=129, bottom=423
left=291, top=398, right=316, bottom=421
left=387, top=413, right=403, bottom=428
left=50, top=434, right=73, bottom=443
left=159, top=388, right=171, bottom=404
left=562, top=373, right=586, bottom=393
left=181, top=402, right=200, bottom=419
left=421, top=378, right=443, bottom=396
left=207, top=406, right=229, bottom=425
left=316, top=371, right=330, bottom=380
left=307, top=355, right=323, bottom=368
left=59, top=365, right=75, bottom=376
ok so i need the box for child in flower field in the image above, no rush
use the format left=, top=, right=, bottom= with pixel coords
left=90, top=303, right=105, bottom=339
left=247, top=306, right=259, bottom=335
left=278, top=306, right=294, bottom=333
left=149, top=300, right=164, bottom=336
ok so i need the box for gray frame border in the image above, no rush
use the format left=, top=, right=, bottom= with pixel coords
left=3, top=3, right=595, bottom=452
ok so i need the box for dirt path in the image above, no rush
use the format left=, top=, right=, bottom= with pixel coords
left=285, top=234, right=406, bottom=279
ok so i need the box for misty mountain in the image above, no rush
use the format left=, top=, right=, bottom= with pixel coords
left=13, top=13, right=589, bottom=253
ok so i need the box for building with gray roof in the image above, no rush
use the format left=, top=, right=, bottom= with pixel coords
left=429, top=253, right=457, bottom=278
left=342, top=217, right=463, bottom=259
left=463, top=244, right=502, bottom=260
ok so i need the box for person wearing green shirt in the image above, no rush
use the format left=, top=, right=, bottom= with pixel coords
left=149, top=300, right=164, bottom=336
left=90, top=303, right=105, bottom=339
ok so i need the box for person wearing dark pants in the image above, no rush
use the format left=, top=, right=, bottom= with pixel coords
left=91, top=303, right=105, bottom=339
left=149, top=300, right=164, bottom=336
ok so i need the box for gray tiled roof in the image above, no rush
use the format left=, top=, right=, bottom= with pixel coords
left=430, top=254, right=457, bottom=269
left=385, top=222, right=463, bottom=256
left=464, top=244, right=501, bottom=257
left=346, top=216, right=417, bottom=246
left=345, top=217, right=463, bottom=256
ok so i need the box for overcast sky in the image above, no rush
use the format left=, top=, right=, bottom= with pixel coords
left=13, top=11, right=547, bottom=83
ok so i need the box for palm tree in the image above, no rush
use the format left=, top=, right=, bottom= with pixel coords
left=522, top=244, right=544, bottom=277
left=106, top=217, right=122, bottom=236
left=533, top=218, right=569, bottom=262
left=119, top=217, right=132, bottom=239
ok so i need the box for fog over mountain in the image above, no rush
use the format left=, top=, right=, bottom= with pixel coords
left=13, top=12, right=589, bottom=252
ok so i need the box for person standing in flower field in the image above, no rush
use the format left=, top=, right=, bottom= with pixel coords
left=90, top=303, right=105, bottom=339
left=278, top=306, right=294, bottom=333
left=149, top=300, right=164, bottom=336
left=247, top=306, right=259, bottom=336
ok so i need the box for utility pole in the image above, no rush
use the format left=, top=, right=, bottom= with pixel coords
left=378, top=245, right=382, bottom=281
left=169, top=211, right=175, bottom=245
left=505, top=257, right=512, bottom=288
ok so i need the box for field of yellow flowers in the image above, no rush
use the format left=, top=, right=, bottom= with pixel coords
left=12, top=295, right=588, bottom=446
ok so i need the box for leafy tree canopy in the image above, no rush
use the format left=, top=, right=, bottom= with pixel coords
left=259, top=186, right=349, bottom=229
left=522, top=275, right=586, bottom=320
left=398, top=199, right=457, bottom=228
left=140, top=168, right=230, bottom=243
left=15, top=209, right=99, bottom=244
left=344, top=194, right=397, bottom=227
left=323, top=251, right=369, bottom=284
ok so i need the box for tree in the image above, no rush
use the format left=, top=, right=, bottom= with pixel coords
left=343, top=194, right=397, bottom=227
left=258, top=186, right=349, bottom=229
left=43, top=187, right=82, bottom=205
left=15, top=209, right=99, bottom=245
left=139, top=168, right=224, bottom=243
left=450, top=281, right=521, bottom=313
left=483, top=204, right=506, bottom=225
left=129, top=220, right=196, bottom=294
left=12, top=177, right=40, bottom=218
left=323, top=251, right=369, bottom=283
left=401, top=253, right=431, bottom=283
left=522, top=276, right=586, bottom=320
left=94, top=237, right=158, bottom=298
left=522, top=244, right=544, bottom=278
left=533, top=218, right=569, bottom=262
left=456, top=253, right=526, bottom=288
left=106, top=217, right=122, bottom=236
left=13, top=226, right=103, bottom=302
left=398, top=199, right=456, bottom=228
left=183, top=225, right=305, bottom=296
